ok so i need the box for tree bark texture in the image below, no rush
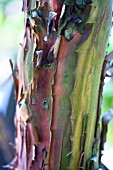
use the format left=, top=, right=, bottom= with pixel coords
left=15, top=0, right=112, bottom=170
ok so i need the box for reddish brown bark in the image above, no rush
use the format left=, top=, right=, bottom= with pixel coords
left=14, top=0, right=112, bottom=170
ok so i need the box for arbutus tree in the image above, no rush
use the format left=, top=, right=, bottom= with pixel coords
left=8, top=0, right=113, bottom=169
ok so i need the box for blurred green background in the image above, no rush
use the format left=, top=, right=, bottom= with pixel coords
left=0, top=0, right=24, bottom=84
left=102, top=25, right=113, bottom=146
left=101, top=22, right=113, bottom=169
left=0, top=0, right=24, bottom=169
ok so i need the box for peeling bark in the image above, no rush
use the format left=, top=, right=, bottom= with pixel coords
left=15, top=0, right=112, bottom=170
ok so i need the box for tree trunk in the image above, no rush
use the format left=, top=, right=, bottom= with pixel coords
left=14, top=0, right=112, bottom=169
